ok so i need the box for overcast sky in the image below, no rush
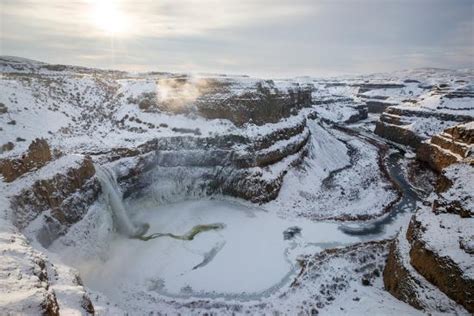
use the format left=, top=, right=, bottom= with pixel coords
left=1, top=0, right=473, bottom=77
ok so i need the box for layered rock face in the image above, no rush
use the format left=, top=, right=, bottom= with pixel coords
left=375, top=83, right=474, bottom=148
left=373, top=73, right=474, bottom=314
left=417, top=122, right=473, bottom=172
left=0, top=58, right=315, bottom=247
left=103, top=115, right=310, bottom=204
left=128, top=76, right=313, bottom=126
left=0, top=58, right=321, bottom=315
left=310, top=82, right=368, bottom=123
left=355, top=83, right=404, bottom=113
left=6, top=152, right=99, bottom=247
left=384, top=163, right=473, bottom=314
left=196, top=80, right=313, bottom=126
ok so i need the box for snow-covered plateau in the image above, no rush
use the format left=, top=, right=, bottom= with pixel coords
left=1, top=57, right=473, bottom=315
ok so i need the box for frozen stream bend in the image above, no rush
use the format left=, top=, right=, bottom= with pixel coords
left=50, top=126, right=421, bottom=307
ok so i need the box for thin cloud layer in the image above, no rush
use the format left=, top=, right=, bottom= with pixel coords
left=1, top=0, right=472, bottom=76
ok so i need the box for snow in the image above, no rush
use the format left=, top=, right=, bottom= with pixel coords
left=320, top=281, right=425, bottom=316
left=441, top=163, right=474, bottom=212
left=268, top=120, right=397, bottom=220
left=0, top=222, right=51, bottom=315
left=388, top=114, right=461, bottom=140
left=415, top=206, right=474, bottom=279
left=358, top=82, right=426, bottom=104
left=51, top=200, right=350, bottom=300
left=419, top=94, right=473, bottom=114
left=1, top=57, right=472, bottom=315
left=315, top=100, right=361, bottom=122
left=48, top=197, right=416, bottom=314
left=391, top=223, right=469, bottom=314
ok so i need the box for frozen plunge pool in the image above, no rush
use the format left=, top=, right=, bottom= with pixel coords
left=52, top=196, right=415, bottom=305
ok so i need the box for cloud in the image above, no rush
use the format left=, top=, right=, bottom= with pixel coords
left=1, top=0, right=314, bottom=39
left=0, top=0, right=472, bottom=76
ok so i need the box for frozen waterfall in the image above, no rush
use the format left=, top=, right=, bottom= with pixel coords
left=95, top=165, right=149, bottom=238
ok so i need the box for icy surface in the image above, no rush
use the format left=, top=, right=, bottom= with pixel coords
left=48, top=196, right=417, bottom=313
left=54, top=200, right=354, bottom=299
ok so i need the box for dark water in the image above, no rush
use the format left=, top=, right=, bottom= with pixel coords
left=338, top=148, right=420, bottom=237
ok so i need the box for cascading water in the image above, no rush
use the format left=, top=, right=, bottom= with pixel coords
left=95, top=165, right=149, bottom=238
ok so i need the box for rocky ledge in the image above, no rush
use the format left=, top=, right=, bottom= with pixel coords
left=417, top=122, right=473, bottom=172
left=103, top=114, right=311, bottom=205
left=0, top=138, right=53, bottom=182
left=384, top=162, right=473, bottom=314
left=2, top=149, right=99, bottom=247
left=375, top=83, right=474, bottom=148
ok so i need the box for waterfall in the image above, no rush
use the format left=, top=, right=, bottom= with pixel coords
left=95, top=165, right=149, bottom=238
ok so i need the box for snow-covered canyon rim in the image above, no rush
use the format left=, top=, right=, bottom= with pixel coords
left=0, top=57, right=472, bottom=315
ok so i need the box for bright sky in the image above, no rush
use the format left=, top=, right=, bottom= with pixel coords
left=1, top=0, right=473, bottom=77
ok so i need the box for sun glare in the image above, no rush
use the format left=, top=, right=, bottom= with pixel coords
left=90, top=0, right=129, bottom=36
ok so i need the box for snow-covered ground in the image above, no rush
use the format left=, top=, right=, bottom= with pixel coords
left=44, top=196, right=422, bottom=314
left=1, top=57, right=472, bottom=315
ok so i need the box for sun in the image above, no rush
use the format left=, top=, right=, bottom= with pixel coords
left=90, top=0, right=129, bottom=36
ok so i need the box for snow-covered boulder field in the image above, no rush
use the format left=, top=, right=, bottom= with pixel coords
left=1, top=57, right=472, bottom=314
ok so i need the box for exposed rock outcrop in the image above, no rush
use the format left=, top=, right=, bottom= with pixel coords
left=417, top=122, right=473, bottom=172
left=109, top=116, right=310, bottom=204
left=375, top=119, right=423, bottom=148
left=1, top=57, right=473, bottom=315
left=407, top=209, right=474, bottom=312
left=383, top=236, right=424, bottom=310
left=10, top=156, right=99, bottom=246
left=383, top=223, right=469, bottom=314
left=0, top=138, right=52, bottom=182
left=433, top=163, right=474, bottom=218
left=365, top=100, right=396, bottom=113
left=353, top=83, right=406, bottom=93
left=384, top=162, right=473, bottom=314
left=131, top=77, right=313, bottom=126
left=197, top=81, right=313, bottom=126
left=375, top=84, right=474, bottom=148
